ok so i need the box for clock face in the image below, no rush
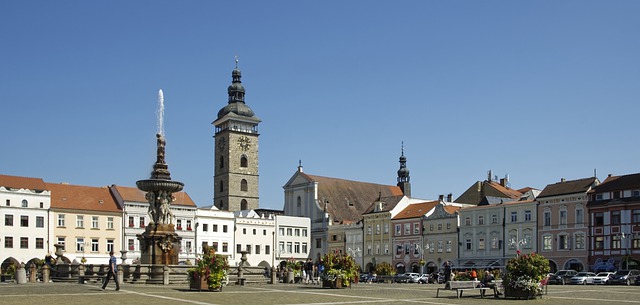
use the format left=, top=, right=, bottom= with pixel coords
left=217, top=137, right=226, bottom=151
left=237, top=136, right=251, bottom=150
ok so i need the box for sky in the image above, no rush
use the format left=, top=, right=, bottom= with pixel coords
left=1, top=1, right=639, bottom=210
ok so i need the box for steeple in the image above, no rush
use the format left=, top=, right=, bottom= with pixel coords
left=396, top=142, right=411, bottom=197
left=215, top=58, right=259, bottom=120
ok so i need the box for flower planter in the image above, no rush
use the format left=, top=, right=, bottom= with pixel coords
left=323, top=278, right=348, bottom=289
left=504, top=284, right=541, bottom=300
left=190, top=274, right=209, bottom=291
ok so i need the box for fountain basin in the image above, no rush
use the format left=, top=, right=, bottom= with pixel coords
left=136, top=179, right=184, bottom=193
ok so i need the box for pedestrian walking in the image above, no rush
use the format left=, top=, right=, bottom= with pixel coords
left=101, top=251, right=120, bottom=291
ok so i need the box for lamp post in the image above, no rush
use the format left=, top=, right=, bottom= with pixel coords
left=618, top=232, right=638, bottom=270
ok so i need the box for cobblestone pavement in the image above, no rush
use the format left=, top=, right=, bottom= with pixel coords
left=2, top=282, right=640, bottom=305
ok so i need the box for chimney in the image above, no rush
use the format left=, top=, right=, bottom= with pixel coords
left=500, top=178, right=506, bottom=187
left=438, top=194, right=444, bottom=201
left=560, top=178, right=566, bottom=183
left=447, top=193, right=453, bottom=202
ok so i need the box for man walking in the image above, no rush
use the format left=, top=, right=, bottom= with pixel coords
left=102, top=251, right=120, bottom=291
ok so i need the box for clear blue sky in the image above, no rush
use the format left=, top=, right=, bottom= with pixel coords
left=2, top=1, right=639, bottom=210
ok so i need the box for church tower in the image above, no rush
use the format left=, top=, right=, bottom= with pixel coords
left=397, top=143, right=411, bottom=197
left=212, top=62, right=261, bottom=211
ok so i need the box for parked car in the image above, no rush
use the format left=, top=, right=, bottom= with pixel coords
left=608, top=270, right=640, bottom=285
left=635, top=274, right=640, bottom=286
left=548, top=270, right=578, bottom=285
left=417, top=274, right=430, bottom=284
left=406, top=273, right=420, bottom=283
left=592, top=272, right=615, bottom=285
left=360, top=273, right=377, bottom=283
left=570, top=272, right=596, bottom=285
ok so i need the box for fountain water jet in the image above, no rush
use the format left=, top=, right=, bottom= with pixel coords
left=135, top=89, right=184, bottom=283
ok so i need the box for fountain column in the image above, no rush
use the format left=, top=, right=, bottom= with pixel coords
left=136, top=90, right=184, bottom=283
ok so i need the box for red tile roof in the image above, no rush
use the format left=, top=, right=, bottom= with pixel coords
left=0, top=174, right=47, bottom=191
left=46, top=182, right=121, bottom=213
left=455, top=180, right=522, bottom=204
left=393, top=201, right=439, bottom=220
left=111, top=185, right=196, bottom=207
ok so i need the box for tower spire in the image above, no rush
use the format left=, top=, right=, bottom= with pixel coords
left=397, top=142, right=411, bottom=196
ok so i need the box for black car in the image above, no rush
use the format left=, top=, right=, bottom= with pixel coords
left=608, top=270, right=640, bottom=285
left=548, top=270, right=578, bottom=285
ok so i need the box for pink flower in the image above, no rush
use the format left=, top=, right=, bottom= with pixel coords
left=516, top=250, right=521, bottom=255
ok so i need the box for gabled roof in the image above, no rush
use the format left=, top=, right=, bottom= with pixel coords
left=0, top=174, right=47, bottom=191
left=300, top=172, right=404, bottom=223
left=393, top=201, right=439, bottom=220
left=46, top=182, right=120, bottom=213
left=110, top=185, right=197, bottom=207
left=593, top=173, right=640, bottom=193
left=537, top=177, right=599, bottom=198
left=455, top=180, right=522, bottom=205
left=363, top=195, right=405, bottom=215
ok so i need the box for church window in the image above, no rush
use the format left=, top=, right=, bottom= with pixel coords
left=241, top=199, right=248, bottom=210
left=240, top=155, right=248, bottom=168
left=219, top=180, right=224, bottom=192
left=241, top=179, right=248, bottom=191
left=219, top=156, right=224, bottom=169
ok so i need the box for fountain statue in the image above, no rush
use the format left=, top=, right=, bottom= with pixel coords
left=135, top=90, right=184, bottom=282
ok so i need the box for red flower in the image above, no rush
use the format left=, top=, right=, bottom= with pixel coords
left=516, top=250, right=521, bottom=256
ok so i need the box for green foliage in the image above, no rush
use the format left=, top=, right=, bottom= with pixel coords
left=188, top=245, right=229, bottom=290
left=320, top=252, right=359, bottom=286
left=374, top=262, right=395, bottom=276
left=505, top=252, right=550, bottom=293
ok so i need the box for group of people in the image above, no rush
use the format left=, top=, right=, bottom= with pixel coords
left=443, top=261, right=501, bottom=297
left=276, top=258, right=325, bottom=284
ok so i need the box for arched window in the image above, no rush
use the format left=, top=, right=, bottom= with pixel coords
left=240, top=155, right=248, bottom=168
left=240, top=199, right=248, bottom=210
left=21, top=199, right=28, bottom=208
left=297, top=196, right=302, bottom=216
left=219, top=180, right=224, bottom=193
left=219, top=156, right=224, bottom=169
left=240, top=179, right=248, bottom=191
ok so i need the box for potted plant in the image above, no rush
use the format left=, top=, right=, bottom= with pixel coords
left=374, top=262, right=396, bottom=283
left=188, top=245, right=229, bottom=291
left=504, top=251, right=550, bottom=299
left=320, top=252, right=359, bottom=288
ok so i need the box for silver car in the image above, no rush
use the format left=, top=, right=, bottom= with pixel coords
left=570, top=272, right=596, bottom=285
left=592, top=272, right=614, bottom=285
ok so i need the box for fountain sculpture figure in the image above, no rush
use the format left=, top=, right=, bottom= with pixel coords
left=135, top=90, right=184, bottom=282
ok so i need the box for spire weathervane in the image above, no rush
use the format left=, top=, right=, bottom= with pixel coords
left=235, top=55, right=239, bottom=69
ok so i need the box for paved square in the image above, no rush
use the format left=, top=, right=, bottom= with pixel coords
left=1, top=282, right=640, bottom=305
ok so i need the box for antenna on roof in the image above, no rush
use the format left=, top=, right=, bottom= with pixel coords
left=594, top=168, right=597, bottom=178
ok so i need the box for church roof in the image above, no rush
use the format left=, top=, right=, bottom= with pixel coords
left=301, top=172, right=404, bottom=223
left=0, top=174, right=47, bottom=191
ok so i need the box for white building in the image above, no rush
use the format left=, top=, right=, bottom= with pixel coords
left=1, top=174, right=52, bottom=265
left=109, top=185, right=197, bottom=262
left=195, top=206, right=235, bottom=260
left=275, top=215, right=311, bottom=267
left=233, top=210, right=275, bottom=267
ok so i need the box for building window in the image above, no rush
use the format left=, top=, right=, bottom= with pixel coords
left=367, top=225, right=372, bottom=235
left=429, top=242, right=435, bottom=253
left=107, top=239, right=114, bottom=253
left=76, top=215, right=84, bottom=228
left=478, top=215, right=484, bottom=225
left=491, top=237, right=499, bottom=249
left=295, top=229, right=300, bottom=236
left=240, top=179, right=248, bottom=191
left=240, top=156, right=248, bottom=168
left=91, top=239, right=99, bottom=252
left=40, top=202, right=43, bottom=208
left=316, top=238, right=322, bottom=249
left=429, top=224, right=434, bottom=231
left=286, top=242, right=292, bottom=253
left=447, top=222, right=451, bottom=229
left=491, top=214, right=498, bottom=224
left=384, top=223, right=389, bottom=234
left=92, top=216, right=99, bottom=229
left=202, top=224, right=208, bottom=232
left=413, top=223, right=419, bottom=234
left=212, top=224, right=218, bottom=232
left=57, top=237, right=65, bottom=250
left=36, top=238, right=44, bottom=249
left=255, top=245, right=261, bottom=254
left=543, top=235, right=552, bottom=251
left=5, top=199, right=10, bottom=206
left=404, top=223, right=410, bottom=235
left=263, top=229, right=267, bottom=235
left=221, top=242, right=228, bottom=253
left=478, top=238, right=485, bottom=250
left=376, top=224, right=381, bottom=234
left=294, top=242, right=300, bottom=253
left=4, top=214, right=13, bottom=226
left=576, top=208, right=584, bottom=225
left=575, top=234, right=585, bottom=249
left=21, top=199, right=28, bottom=208
left=279, top=228, right=285, bottom=236
left=223, top=225, right=228, bottom=233
left=524, top=210, right=532, bottom=221
left=76, top=238, right=85, bottom=252
left=465, top=239, right=472, bottom=250
left=594, top=212, right=604, bottom=226
left=446, top=240, right=452, bottom=253
left=20, top=215, right=28, bottom=227
left=302, top=229, right=307, bottom=237
left=384, top=243, right=389, bottom=254
left=559, top=210, right=567, bottom=226
left=185, top=241, right=192, bottom=254
left=176, top=219, right=183, bottom=230
left=595, top=236, right=604, bottom=249
left=128, top=239, right=135, bottom=251
left=186, top=220, right=192, bottom=230
left=437, top=223, right=443, bottom=230
left=523, top=231, right=532, bottom=249
left=36, top=216, right=44, bottom=228
left=243, top=228, right=247, bottom=235
left=58, top=214, right=66, bottom=227
left=465, top=217, right=471, bottom=226
left=633, top=210, right=640, bottom=223
left=4, top=236, right=13, bottom=248
left=558, top=235, right=569, bottom=250
left=252, top=229, right=256, bottom=235
left=612, top=234, right=621, bottom=249
left=395, top=224, right=401, bottom=235
left=211, top=242, right=218, bottom=251
left=511, top=212, right=517, bottom=223
left=287, top=228, right=292, bottom=236
left=20, top=237, right=28, bottom=249
left=544, top=211, right=551, bottom=227
left=140, top=217, right=146, bottom=228
left=611, top=211, right=621, bottom=225
left=302, top=243, right=307, bottom=253
left=107, top=217, right=114, bottom=229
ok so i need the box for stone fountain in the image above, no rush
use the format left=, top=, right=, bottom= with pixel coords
left=136, top=90, right=184, bottom=282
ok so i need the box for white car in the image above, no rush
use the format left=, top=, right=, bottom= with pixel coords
left=592, top=272, right=615, bottom=285
left=570, top=272, right=597, bottom=285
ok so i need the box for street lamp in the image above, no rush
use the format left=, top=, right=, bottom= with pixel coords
left=618, top=232, right=639, bottom=269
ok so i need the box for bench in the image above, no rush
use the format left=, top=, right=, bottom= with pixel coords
left=436, top=281, right=492, bottom=298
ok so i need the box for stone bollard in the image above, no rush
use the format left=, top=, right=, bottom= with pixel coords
left=163, top=265, right=170, bottom=285
left=16, top=263, right=27, bottom=284
left=117, top=268, right=124, bottom=286
left=29, top=263, right=37, bottom=283
left=271, top=266, right=277, bottom=284
left=42, top=264, right=50, bottom=284
left=77, top=264, right=85, bottom=284
left=286, top=268, right=294, bottom=284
